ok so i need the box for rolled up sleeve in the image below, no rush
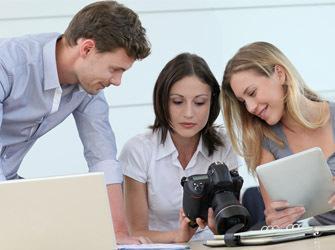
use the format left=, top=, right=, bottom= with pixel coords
left=73, top=92, right=122, bottom=184
left=89, top=159, right=123, bottom=184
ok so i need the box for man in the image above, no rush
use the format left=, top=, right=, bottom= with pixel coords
left=0, top=1, right=151, bottom=244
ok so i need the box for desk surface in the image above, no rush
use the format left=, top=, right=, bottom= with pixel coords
left=189, top=235, right=335, bottom=250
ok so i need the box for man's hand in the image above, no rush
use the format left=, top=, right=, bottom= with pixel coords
left=107, top=184, right=152, bottom=245
left=116, top=232, right=152, bottom=244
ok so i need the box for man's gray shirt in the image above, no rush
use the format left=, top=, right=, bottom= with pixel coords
left=0, top=33, right=122, bottom=184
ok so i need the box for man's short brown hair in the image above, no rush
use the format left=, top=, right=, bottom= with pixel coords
left=64, top=0, right=150, bottom=59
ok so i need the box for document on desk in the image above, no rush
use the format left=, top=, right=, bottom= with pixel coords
left=118, top=243, right=189, bottom=249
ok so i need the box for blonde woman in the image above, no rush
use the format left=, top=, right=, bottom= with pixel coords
left=221, top=42, right=335, bottom=227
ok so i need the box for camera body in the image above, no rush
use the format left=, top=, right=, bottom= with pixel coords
left=181, top=162, right=250, bottom=234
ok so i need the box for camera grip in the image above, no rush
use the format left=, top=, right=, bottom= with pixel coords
left=181, top=177, right=209, bottom=227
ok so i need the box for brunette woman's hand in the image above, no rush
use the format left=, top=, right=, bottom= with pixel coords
left=173, top=209, right=198, bottom=243
left=195, top=208, right=217, bottom=234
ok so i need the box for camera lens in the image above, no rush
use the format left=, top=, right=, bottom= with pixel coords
left=212, top=192, right=250, bottom=234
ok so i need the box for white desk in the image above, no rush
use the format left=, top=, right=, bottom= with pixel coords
left=189, top=235, right=335, bottom=249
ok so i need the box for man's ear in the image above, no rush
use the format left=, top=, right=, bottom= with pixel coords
left=274, top=64, right=286, bottom=85
left=79, top=39, right=96, bottom=57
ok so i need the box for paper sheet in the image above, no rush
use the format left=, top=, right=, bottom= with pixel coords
left=118, top=243, right=189, bottom=249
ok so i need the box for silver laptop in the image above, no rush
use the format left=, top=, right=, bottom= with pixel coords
left=0, top=172, right=117, bottom=250
left=256, top=147, right=335, bottom=219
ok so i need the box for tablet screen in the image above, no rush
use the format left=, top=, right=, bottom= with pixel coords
left=256, top=147, right=335, bottom=219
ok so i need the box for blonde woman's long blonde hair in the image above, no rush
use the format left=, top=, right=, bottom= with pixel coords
left=221, top=42, right=326, bottom=173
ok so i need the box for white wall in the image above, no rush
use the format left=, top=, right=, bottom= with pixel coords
left=1, top=0, right=335, bottom=190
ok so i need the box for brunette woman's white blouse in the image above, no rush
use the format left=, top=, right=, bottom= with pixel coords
left=120, top=128, right=241, bottom=240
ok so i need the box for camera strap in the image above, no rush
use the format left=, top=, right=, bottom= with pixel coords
left=224, top=223, right=245, bottom=247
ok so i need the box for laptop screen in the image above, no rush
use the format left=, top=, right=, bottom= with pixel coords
left=0, top=173, right=117, bottom=250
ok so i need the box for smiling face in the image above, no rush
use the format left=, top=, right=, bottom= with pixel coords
left=230, top=67, right=286, bottom=125
left=75, top=45, right=134, bottom=95
left=169, top=75, right=211, bottom=141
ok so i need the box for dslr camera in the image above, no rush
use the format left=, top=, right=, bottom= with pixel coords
left=181, top=162, right=250, bottom=234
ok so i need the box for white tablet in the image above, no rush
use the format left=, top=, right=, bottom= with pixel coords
left=256, top=147, right=335, bottom=219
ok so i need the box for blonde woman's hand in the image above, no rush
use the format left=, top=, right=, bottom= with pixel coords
left=328, top=176, right=335, bottom=208
left=264, top=200, right=305, bottom=228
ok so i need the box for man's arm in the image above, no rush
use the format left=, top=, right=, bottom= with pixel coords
left=73, top=93, right=150, bottom=244
left=106, top=184, right=129, bottom=238
left=0, top=102, right=6, bottom=181
left=107, top=183, right=149, bottom=244
left=0, top=62, right=10, bottom=181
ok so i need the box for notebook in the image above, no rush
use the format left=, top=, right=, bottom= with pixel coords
left=0, top=173, right=117, bottom=250
left=205, top=224, right=335, bottom=246
left=256, top=147, right=335, bottom=219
